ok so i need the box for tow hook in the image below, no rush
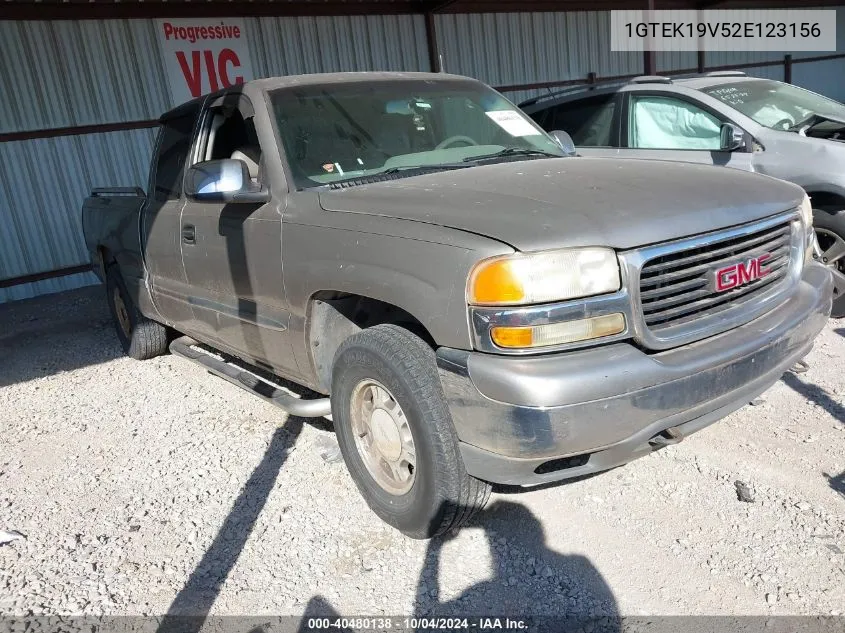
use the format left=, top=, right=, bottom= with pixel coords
left=649, top=427, right=685, bottom=448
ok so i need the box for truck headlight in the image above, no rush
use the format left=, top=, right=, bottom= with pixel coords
left=468, top=247, right=621, bottom=306
left=490, top=313, right=626, bottom=349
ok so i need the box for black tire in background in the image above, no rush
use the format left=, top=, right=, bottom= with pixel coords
left=331, top=324, right=491, bottom=539
left=813, top=209, right=845, bottom=318
left=105, top=266, right=169, bottom=360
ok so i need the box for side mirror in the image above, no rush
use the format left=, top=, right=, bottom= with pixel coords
left=185, top=159, right=269, bottom=203
left=550, top=130, right=577, bottom=157
left=720, top=123, right=746, bottom=152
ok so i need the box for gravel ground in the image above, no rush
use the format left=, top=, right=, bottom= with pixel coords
left=1, top=286, right=844, bottom=619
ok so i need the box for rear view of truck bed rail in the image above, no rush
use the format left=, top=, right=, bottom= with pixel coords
left=90, top=187, right=145, bottom=197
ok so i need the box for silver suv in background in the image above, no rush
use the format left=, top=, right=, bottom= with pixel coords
left=521, top=72, right=845, bottom=316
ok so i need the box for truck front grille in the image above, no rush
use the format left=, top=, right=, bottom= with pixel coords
left=619, top=211, right=802, bottom=350
left=639, top=220, right=792, bottom=331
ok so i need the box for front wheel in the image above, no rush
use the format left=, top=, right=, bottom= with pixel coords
left=331, top=324, right=491, bottom=539
left=813, top=209, right=845, bottom=318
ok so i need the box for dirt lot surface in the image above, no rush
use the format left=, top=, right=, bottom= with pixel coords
left=2, top=286, right=845, bottom=619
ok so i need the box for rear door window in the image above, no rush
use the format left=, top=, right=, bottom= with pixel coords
left=535, top=94, right=618, bottom=147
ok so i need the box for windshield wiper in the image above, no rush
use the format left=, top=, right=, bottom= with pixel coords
left=379, top=163, right=471, bottom=175
left=462, top=147, right=563, bottom=163
left=324, top=163, right=472, bottom=190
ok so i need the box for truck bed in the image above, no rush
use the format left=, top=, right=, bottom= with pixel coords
left=81, top=187, right=146, bottom=284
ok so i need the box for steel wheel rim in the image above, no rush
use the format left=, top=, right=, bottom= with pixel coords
left=112, top=287, right=132, bottom=338
left=815, top=228, right=845, bottom=297
left=350, top=379, right=416, bottom=496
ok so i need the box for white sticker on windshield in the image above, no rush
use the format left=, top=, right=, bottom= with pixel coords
left=485, top=110, right=542, bottom=137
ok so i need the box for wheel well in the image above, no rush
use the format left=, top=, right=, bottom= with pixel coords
left=97, top=246, right=115, bottom=277
left=807, top=191, right=845, bottom=212
left=307, top=292, right=435, bottom=392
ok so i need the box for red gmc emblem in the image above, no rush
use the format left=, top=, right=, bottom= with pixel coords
left=714, top=253, right=772, bottom=292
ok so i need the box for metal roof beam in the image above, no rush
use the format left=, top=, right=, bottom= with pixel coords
left=429, top=0, right=461, bottom=12
left=0, top=1, right=427, bottom=20
left=2, top=0, right=841, bottom=20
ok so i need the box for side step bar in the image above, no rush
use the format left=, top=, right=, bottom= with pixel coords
left=169, top=336, right=332, bottom=418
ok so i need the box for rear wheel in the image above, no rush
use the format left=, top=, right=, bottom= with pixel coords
left=106, top=266, right=168, bottom=360
left=331, top=324, right=491, bottom=539
left=813, top=209, right=845, bottom=318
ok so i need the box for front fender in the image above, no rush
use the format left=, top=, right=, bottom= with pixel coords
left=755, top=131, right=845, bottom=197
left=282, top=220, right=510, bottom=384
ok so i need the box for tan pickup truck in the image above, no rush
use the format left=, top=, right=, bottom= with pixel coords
left=83, top=72, right=832, bottom=538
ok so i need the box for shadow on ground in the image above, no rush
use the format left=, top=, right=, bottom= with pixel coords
left=781, top=372, right=845, bottom=509
left=781, top=372, right=845, bottom=426
left=157, top=417, right=306, bottom=632
left=825, top=471, right=845, bottom=501
left=157, top=417, right=618, bottom=633
left=294, top=500, right=619, bottom=632
left=0, top=286, right=121, bottom=388
left=413, top=500, right=618, bottom=619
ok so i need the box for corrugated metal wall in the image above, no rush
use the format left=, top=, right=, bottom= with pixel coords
left=0, top=129, right=157, bottom=302
left=2, top=9, right=844, bottom=303
left=435, top=11, right=642, bottom=105
left=0, top=15, right=428, bottom=302
left=0, top=15, right=429, bottom=136
left=247, top=15, right=429, bottom=77
left=0, top=18, right=171, bottom=302
left=0, top=20, right=171, bottom=134
left=758, top=7, right=845, bottom=102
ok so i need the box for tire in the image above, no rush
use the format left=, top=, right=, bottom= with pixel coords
left=331, top=324, right=491, bottom=539
left=813, top=209, right=845, bottom=318
left=105, top=265, right=169, bottom=360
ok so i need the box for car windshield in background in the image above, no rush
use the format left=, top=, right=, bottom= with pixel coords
left=703, top=80, right=845, bottom=131
left=269, top=79, right=563, bottom=189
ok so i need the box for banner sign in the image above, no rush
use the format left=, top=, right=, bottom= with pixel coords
left=156, top=18, right=254, bottom=105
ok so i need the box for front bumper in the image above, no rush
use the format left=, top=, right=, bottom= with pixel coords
left=437, top=263, right=832, bottom=486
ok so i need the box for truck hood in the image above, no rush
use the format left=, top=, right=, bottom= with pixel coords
left=318, top=157, right=804, bottom=251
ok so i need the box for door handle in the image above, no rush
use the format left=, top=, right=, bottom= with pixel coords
left=182, top=224, right=196, bottom=244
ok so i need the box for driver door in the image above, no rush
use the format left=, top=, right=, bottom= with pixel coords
left=620, top=92, right=754, bottom=171
left=179, top=94, right=296, bottom=374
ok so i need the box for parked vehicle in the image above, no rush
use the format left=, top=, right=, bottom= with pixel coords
left=520, top=72, right=845, bottom=317
left=83, top=72, right=831, bottom=539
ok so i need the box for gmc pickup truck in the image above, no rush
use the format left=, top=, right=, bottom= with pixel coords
left=83, top=72, right=832, bottom=539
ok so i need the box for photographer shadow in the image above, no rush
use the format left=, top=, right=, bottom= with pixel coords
left=298, top=500, right=619, bottom=633
left=414, top=500, right=619, bottom=632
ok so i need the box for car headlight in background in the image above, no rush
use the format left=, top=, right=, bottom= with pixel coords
left=799, top=193, right=813, bottom=229
left=468, top=247, right=621, bottom=306
left=800, top=193, right=816, bottom=264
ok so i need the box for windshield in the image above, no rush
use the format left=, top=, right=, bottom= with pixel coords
left=702, top=79, right=845, bottom=130
left=269, top=79, right=563, bottom=189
